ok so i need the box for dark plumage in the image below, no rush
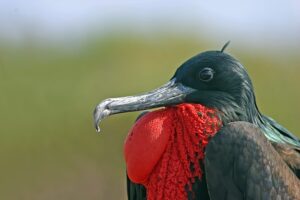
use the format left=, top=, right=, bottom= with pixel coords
left=175, top=51, right=300, bottom=149
left=93, top=47, right=300, bottom=200
left=205, top=122, right=300, bottom=200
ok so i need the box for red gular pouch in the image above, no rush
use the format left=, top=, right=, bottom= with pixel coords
left=124, top=103, right=222, bottom=200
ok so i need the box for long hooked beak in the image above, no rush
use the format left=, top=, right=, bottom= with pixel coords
left=93, top=78, right=195, bottom=132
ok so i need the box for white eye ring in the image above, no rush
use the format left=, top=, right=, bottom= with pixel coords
left=199, top=67, right=214, bottom=82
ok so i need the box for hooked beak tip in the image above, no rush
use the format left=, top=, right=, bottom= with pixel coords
left=93, top=107, right=102, bottom=133
left=93, top=101, right=112, bottom=133
left=95, top=126, right=101, bottom=133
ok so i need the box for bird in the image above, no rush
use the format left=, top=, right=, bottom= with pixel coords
left=93, top=42, right=300, bottom=200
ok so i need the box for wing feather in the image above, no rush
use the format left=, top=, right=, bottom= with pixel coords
left=205, top=121, right=300, bottom=200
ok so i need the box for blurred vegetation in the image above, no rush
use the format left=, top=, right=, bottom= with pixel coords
left=0, top=33, right=299, bottom=200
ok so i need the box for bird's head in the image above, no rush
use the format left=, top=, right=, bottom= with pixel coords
left=94, top=46, right=258, bottom=132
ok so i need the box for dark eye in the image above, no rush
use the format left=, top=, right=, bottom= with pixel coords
left=198, top=67, right=214, bottom=82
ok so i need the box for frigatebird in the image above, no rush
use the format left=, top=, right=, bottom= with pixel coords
left=93, top=43, right=300, bottom=200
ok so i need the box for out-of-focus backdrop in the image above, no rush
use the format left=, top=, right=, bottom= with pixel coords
left=0, top=1, right=299, bottom=199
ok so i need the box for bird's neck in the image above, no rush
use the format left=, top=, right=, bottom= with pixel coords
left=218, top=92, right=300, bottom=149
left=216, top=86, right=261, bottom=124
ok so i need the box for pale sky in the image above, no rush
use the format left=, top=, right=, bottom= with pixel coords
left=0, top=0, right=299, bottom=48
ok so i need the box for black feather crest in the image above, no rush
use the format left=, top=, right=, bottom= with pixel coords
left=221, top=41, right=231, bottom=52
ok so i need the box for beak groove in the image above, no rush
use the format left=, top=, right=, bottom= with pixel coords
left=93, top=78, right=195, bottom=132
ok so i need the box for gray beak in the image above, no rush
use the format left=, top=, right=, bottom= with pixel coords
left=93, top=78, right=195, bottom=132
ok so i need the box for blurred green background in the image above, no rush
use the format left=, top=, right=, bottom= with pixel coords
left=0, top=1, right=300, bottom=200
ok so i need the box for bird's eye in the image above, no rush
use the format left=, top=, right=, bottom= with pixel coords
left=198, top=67, right=214, bottom=82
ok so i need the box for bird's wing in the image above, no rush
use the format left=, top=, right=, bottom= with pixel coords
left=262, top=115, right=300, bottom=150
left=205, top=121, right=300, bottom=200
left=272, top=142, right=300, bottom=178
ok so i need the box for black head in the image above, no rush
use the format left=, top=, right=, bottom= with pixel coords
left=174, top=51, right=257, bottom=122
left=94, top=49, right=259, bottom=131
